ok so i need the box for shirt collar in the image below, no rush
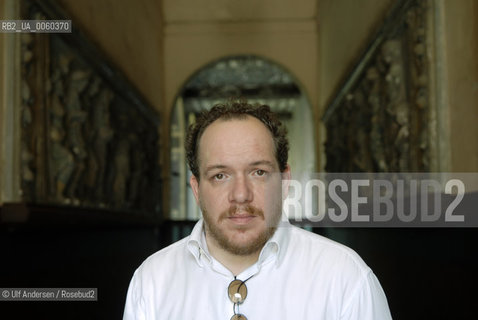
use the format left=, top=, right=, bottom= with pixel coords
left=186, top=217, right=291, bottom=268
left=186, top=219, right=212, bottom=267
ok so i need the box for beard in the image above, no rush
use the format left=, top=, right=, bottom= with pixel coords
left=201, top=203, right=281, bottom=256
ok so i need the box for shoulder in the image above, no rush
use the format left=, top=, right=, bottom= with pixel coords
left=130, top=220, right=204, bottom=285
left=124, top=237, right=194, bottom=318
left=289, top=228, right=392, bottom=318
left=133, top=236, right=190, bottom=281
left=284, top=226, right=388, bottom=311
left=286, top=225, right=371, bottom=277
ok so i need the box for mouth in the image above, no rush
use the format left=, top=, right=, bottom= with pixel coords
left=222, top=205, right=264, bottom=227
left=227, top=214, right=257, bottom=225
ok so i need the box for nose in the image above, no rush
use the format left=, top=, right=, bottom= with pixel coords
left=229, top=175, right=253, bottom=204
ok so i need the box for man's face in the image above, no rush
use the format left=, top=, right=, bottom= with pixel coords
left=190, top=116, right=290, bottom=256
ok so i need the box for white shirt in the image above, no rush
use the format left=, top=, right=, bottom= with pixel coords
left=123, top=219, right=392, bottom=319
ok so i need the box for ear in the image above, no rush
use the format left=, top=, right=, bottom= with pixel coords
left=190, top=174, right=200, bottom=205
left=281, top=164, right=291, bottom=200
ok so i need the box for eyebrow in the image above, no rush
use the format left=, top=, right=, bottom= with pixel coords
left=249, top=160, right=276, bottom=169
left=204, top=165, right=228, bottom=176
left=204, top=160, right=276, bottom=175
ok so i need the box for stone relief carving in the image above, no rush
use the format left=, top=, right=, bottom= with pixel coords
left=18, top=0, right=161, bottom=215
left=20, top=33, right=35, bottom=196
left=324, top=0, right=433, bottom=173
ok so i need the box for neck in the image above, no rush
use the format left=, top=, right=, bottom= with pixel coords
left=205, top=234, right=261, bottom=276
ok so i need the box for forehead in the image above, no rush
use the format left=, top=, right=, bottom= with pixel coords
left=197, top=116, right=276, bottom=169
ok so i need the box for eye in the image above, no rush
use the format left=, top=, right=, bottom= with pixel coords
left=255, top=169, right=266, bottom=176
left=213, top=173, right=225, bottom=181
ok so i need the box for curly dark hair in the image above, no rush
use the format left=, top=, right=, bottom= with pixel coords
left=185, top=99, right=289, bottom=180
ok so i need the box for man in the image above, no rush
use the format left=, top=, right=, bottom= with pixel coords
left=123, top=100, right=392, bottom=319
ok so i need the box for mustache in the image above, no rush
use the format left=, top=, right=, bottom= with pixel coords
left=221, top=205, right=264, bottom=219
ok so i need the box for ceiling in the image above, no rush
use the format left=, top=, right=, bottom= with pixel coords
left=162, top=0, right=318, bottom=23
